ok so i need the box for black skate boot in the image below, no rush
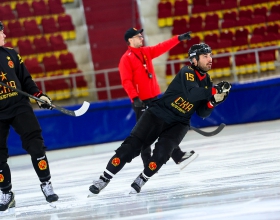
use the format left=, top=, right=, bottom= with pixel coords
left=89, top=175, right=110, bottom=194
left=40, top=181, right=59, bottom=203
left=177, top=150, right=199, bottom=170
left=130, top=173, right=148, bottom=194
left=0, top=191, right=15, bottom=212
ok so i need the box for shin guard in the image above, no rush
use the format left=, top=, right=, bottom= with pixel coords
left=31, top=155, right=51, bottom=182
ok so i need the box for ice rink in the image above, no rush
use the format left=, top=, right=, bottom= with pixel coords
left=3, top=119, right=280, bottom=220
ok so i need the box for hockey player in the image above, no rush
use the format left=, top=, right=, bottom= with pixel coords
left=119, top=28, right=198, bottom=168
left=0, top=21, right=58, bottom=213
left=89, top=43, right=231, bottom=195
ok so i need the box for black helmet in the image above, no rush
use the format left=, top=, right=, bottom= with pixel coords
left=188, top=43, right=211, bottom=64
left=0, top=21, right=3, bottom=31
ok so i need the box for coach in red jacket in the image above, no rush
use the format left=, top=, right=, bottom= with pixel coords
left=118, top=28, right=197, bottom=169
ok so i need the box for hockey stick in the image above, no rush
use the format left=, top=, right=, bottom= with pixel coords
left=0, top=81, right=90, bottom=117
left=190, top=123, right=226, bottom=137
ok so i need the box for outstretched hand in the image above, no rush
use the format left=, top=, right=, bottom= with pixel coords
left=178, top=31, right=192, bottom=41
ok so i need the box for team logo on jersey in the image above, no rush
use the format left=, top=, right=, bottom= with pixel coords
left=148, top=162, right=157, bottom=171
left=0, top=174, right=4, bottom=182
left=6, top=56, right=14, bottom=68
left=112, top=157, right=120, bottom=166
left=38, top=160, right=47, bottom=170
left=8, top=60, right=14, bottom=68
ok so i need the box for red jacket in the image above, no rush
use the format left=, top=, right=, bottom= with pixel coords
left=119, top=36, right=180, bottom=101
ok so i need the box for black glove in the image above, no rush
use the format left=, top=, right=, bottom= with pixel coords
left=210, top=92, right=228, bottom=107
left=133, top=97, right=145, bottom=108
left=214, top=81, right=231, bottom=94
left=178, top=31, right=192, bottom=41
left=34, top=91, right=53, bottom=110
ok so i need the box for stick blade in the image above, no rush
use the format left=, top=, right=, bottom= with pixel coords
left=74, top=101, right=90, bottom=116
left=191, top=123, right=226, bottom=137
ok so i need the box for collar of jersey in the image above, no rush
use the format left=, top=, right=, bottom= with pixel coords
left=195, top=70, right=206, bottom=81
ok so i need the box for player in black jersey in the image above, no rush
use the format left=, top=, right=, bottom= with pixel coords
left=89, top=43, right=231, bottom=195
left=0, top=21, right=58, bottom=213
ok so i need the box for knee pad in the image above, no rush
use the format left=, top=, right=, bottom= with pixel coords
left=115, top=136, right=142, bottom=163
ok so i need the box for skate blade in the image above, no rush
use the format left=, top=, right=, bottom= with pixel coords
left=49, top=201, right=57, bottom=208
left=180, top=153, right=199, bottom=170
left=0, top=207, right=16, bottom=217
left=129, top=187, right=138, bottom=196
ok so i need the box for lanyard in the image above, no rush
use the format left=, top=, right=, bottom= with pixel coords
left=131, top=50, right=152, bottom=79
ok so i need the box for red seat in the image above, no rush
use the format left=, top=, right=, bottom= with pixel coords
left=49, top=34, right=68, bottom=56
left=32, top=0, right=50, bottom=16
left=157, top=1, right=173, bottom=27
left=48, top=0, right=65, bottom=14
left=266, top=24, right=279, bottom=35
left=41, top=17, right=60, bottom=36
left=219, top=30, right=234, bottom=41
left=23, top=19, right=41, bottom=37
left=253, top=6, right=268, bottom=17
left=223, top=11, right=238, bottom=22
left=17, top=39, right=36, bottom=58
left=33, top=36, right=53, bottom=62
left=24, top=57, right=45, bottom=78
left=270, top=4, right=280, bottom=15
left=57, top=14, right=75, bottom=40
left=58, top=52, right=78, bottom=74
left=169, top=42, right=186, bottom=59
left=204, top=33, right=219, bottom=45
left=32, top=0, right=50, bottom=24
left=221, top=19, right=237, bottom=31
left=7, top=21, right=26, bottom=46
left=174, top=0, right=188, bottom=17
left=42, top=55, right=62, bottom=76
left=238, top=9, right=253, bottom=19
left=171, top=18, right=188, bottom=36
left=108, top=71, right=127, bottom=99
left=188, top=16, right=203, bottom=34
left=252, top=26, right=266, bottom=36
left=250, top=35, right=264, bottom=48
left=204, top=13, right=219, bottom=33
left=222, top=0, right=238, bottom=12
left=235, top=28, right=249, bottom=41
left=16, top=2, right=34, bottom=19
left=0, top=5, right=16, bottom=21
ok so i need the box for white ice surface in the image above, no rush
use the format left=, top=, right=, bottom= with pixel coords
left=4, top=120, right=280, bottom=220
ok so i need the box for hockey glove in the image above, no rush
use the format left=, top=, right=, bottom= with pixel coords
left=209, top=92, right=228, bottom=107
left=178, top=31, right=192, bottom=41
left=34, top=91, right=53, bottom=110
left=133, top=97, right=145, bottom=108
left=214, top=81, right=231, bottom=94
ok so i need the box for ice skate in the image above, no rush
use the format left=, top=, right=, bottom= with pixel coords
left=177, top=150, right=199, bottom=170
left=130, top=173, right=148, bottom=194
left=89, top=175, right=110, bottom=196
left=40, top=181, right=58, bottom=206
left=0, top=191, right=15, bottom=217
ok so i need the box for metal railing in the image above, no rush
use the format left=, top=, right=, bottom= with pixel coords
left=34, top=45, right=280, bottom=102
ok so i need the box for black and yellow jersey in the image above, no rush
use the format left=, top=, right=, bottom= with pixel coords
left=150, top=65, right=215, bottom=125
left=0, top=47, right=40, bottom=119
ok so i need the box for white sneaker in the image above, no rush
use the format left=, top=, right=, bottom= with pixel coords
left=177, top=151, right=199, bottom=170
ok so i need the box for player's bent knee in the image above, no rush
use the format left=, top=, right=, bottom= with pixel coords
left=115, top=143, right=140, bottom=163
left=154, top=141, right=175, bottom=164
